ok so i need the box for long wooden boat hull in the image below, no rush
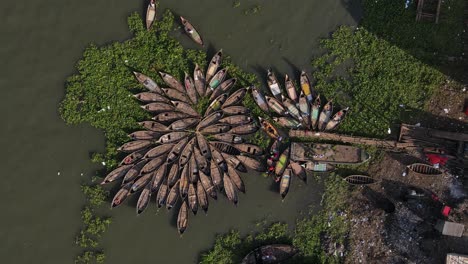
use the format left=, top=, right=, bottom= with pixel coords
left=146, top=1, right=156, bottom=30
left=407, top=163, right=443, bottom=176
left=177, top=201, right=189, bottom=234
left=303, top=162, right=335, bottom=172
left=280, top=169, right=291, bottom=199
left=180, top=16, right=204, bottom=46
left=194, top=63, right=206, bottom=97
left=206, top=50, right=223, bottom=82
left=251, top=86, right=269, bottom=112
left=344, top=175, right=376, bottom=185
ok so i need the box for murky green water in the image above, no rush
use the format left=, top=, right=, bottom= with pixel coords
left=0, top=0, right=360, bottom=263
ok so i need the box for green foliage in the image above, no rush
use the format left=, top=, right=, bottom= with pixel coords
left=81, top=185, right=108, bottom=207
left=195, top=96, right=211, bottom=115
left=233, top=1, right=241, bottom=8
left=75, top=251, right=105, bottom=264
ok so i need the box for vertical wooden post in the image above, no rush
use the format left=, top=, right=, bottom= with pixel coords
left=435, top=0, right=442, bottom=24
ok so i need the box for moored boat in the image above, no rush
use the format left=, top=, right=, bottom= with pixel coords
left=210, top=78, right=237, bottom=100
left=325, top=107, right=349, bottom=131
left=168, top=117, right=200, bottom=131
left=273, top=117, right=301, bottom=128
left=138, top=121, right=169, bottom=132
left=146, top=0, right=157, bottom=30
left=205, top=93, right=228, bottom=115
left=227, top=165, right=245, bottom=193
left=281, top=95, right=302, bottom=121
left=235, top=143, right=264, bottom=156
left=275, top=146, right=290, bottom=175
left=219, top=115, right=252, bottom=126
left=194, top=63, right=206, bottom=97
left=188, top=183, right=198, bottom=214
left=212, top=133, right=243, bottom=144
left=133, top=92, right=169, bottom=103
left=122, top=160, right=149, bottom=184
left=303, top=162, right=335, bottom=172
left=310, top=95, right=321, bottom=129
left=200, top=124, right=232, bottom=135
left=136, top=183, right=152, bottom=215
left=290, top=162, right=307, bottom=182
left=267, top=69, right=282, bottom=100
left=159, top=71, right=185, bottom=92
left=196, top=132, right=212, bottom=159
left=318, top=100, right=333, bottom=131
left=206, top=49, right=223, bottom=82
left=344, top=175, right=376, bottom=185
left=133, top=71, right=161, bottom=93
left=280, top=168, right=292, bottom=199
left=208, top=68, right=228, bottom=91
left=184, top=72, right=198, bottom=104
left=223, top=173, right=238, bottom=205
left=228, top=123, right=258, bottom=135
left=222, top=105, right=250, bottom=115
left=140, top=102, right=174, bottom=113
left=236, top=155, right=265, bottom=171
left=156, top=131, right=189, bottom=144
left=101, top=164, right=132, bottom=184
left=141, top=156, right=165, bottom=175
left=180, top=16, right=204, bottom=46
left=199, top=169, right=217, bottom=199
left=166, top=137, right=190, bottom=163
left=120, top=149, right=146, bottom=165
left=222, top=153, right=247, bottom=173
left=171, top=100, right=200, bottom=117
left=285, top=74, right=298, bottom=102
left=156, top=180, right=169, bottom=208
left=197, top=180, right=209, bottom=213
left=251, top=86, right=269, bottom=112
left=179, top=167, right=189, bottom=198
left=152, top=111, right=191, bottom=123
left=162, top=88, right=191, bottom=104
left=290, top=143, right=371, bottom=164
left=259, top=117, right=281, bottom=140
left=240, top=244, right=298, bottom=264
left=265, top=96, right=287, bottom=116
left=300, top=71, right=313, bottom=102
left=407, top=163, right=443, bottom=176
left=117, top=140, right=153, bottom=153
left=177, top=201, right=189, bottom=234
left=222, top=88, right=248, bottom=108
left=144, top=143, right=174, bottom=159
left=111, top=183, right=132, bottom=208
left=210, top=161, right=223, bottom=189
left=166, top=180, right=180, bottom=210
left=167, top=163, right=180, bottom=188
left=129, top=130, right=160, bottom=140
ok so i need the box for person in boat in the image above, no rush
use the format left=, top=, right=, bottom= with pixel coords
left=185, top=26, right=194, bottom=34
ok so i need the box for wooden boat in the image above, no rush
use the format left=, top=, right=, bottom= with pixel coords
left=210, top=78, right=237, bottom=100
left=208, top=68, right=228, bottom=92
left=290, top=162, right=306, bottom=182
left=188, top=183, right=198, bottom=214
left=130, top=172, right=153, bottom=193
left=211, top=142, right=241, bottom=155
left=177, top=201, right=189, bottom=234
left=168, top=117, right=199, bottom=131
left=318, top=101, right=333, bottom=131
left=151, top=162, right=168, bottom=191
left=273, top=117, right=301, bottom=128
left=152, top=111, right=191, bottom=123
left=223, top=173, right=238, bottom=205
left=310, top=95, right=321, bottom=129
left=194, top=63, right=206, bottom=97
left=120, top=149, right=146, bottom=165
left=197, top=111, right=224, bottom=130
left=407, top=163, right=443, bottom=176
left=300, top=71, right=313, bottom=102
left=241, top=244, right=298, bottom=264
left=167, top=163, right=180, bottom=188
left=159, top=71, right=185, bottom=92
left=180, top=16, right=204, bottom=46
left=285, top=74, right=298, bottom=102
left=117, top=140, right=153, bottom=153
left=281, top=95, right=302, bottom=121
left=128, top=130, right=159, bottom=140
left=210, top=161, right=223, bottom=188
left=199, top=124, right=232, bottom=134
left=265, top=96, right=287, bottom=116
left=136, top=183, right=152, bottom=215
left=184, top=72, right=198, bottom=104
left=178, top=139, right=194, bottom=167
left=267, top=69, right=282, bottom=100
left=222, top=153, right=247, bottom=173
left=222, top=106, right=250, bottom=115
left=325, top=107, right=349, bottom=131
left=229, top=123, right=258, bottom=135
left=199, top=169, right=217, bottom=199
left=290, top=143, right=371, bottom=164
left=280, top=168, right=292, bottom=199
left=188, top=155, right=199, bottom=183
left=205, top=93, right=228, bottom=115
left=222, top=87, right=248, bottom=108
left=171, top=100, right=200, bottom=117
left=193, top=146, right=209, bottom=174
left=196, top=132, right=212, bottom=159
left=344, top=175, right=376, bottom=185
left=227, top=165, right=245, bottom=193
left=146, top=0, right=156, bottom=30
left=166, top=137, right=190, bottom=163
left=156, top=180, right=169, bottom=208
left=236, top=143, right=264, bottom=156
left=122, top=160, right=148, bottom=184
left=179, top=167, right=189, bottom=198
left=133, top=71, right=161, bottom=93
left=161, top=88, right=191, bottom=104
left=133, top=92, right=169, bottom=103
left=206, top=49, right=223, bottom=82
left=251, top=86, right=269, bottom=112
left=219, top=115, right=252, bottom=126
left=140, top=156, right=166, bottom=174
left=236, top=155, right=265, bottom=171
left=166, top=180, right=180, bottom=210
left=298, top=91, right=310, bottom=121
left=270, top=140, right=280, bottom=157
left=141, top=102, right=174, bottom=113
left=138, top=121, right=169, bottom=132
left=210, top=146, right=228, bottom=172
left=101, top=164, right=132, bottom=184
left=197, top=180, right=209, bottom=213
left=144, top=143, right=174, bottom=159
left=111, top=183, right=132, bottom=208
left=303, top=162, right=335, bottom=172
left=212, top=133, right=244, bottom=144
left=275, top=147, right=290, bottom=175
left=157, top=131, right=189, bottom=144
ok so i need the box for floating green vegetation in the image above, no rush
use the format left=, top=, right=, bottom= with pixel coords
left=233, top=0, right=241, bottom=8
left=244, top=4, right=262, bottom=15
left=194, top=95, right=211, bottom=115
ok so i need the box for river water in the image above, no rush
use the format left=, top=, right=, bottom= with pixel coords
left=0, top=0, right=360, bottom=263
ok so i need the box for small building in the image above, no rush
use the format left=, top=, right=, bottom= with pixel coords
left=435, top=220, right=465, bottom=237
left=446, top=253, right=468, bottom=264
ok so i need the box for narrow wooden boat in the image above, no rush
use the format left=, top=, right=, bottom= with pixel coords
left=180, top=16, right=204, bottom=46
left=210, top=78, right=237, bottom=100
left=208, top=68, right=228, bottom=92
left=222, top=87, right=248, bottom=108
left=111, top=183, right=132, bottom=208
left=193, top=146, right=209, bottom=174
left=281, top=95, right=303, bottom=121
left=120, top=149, right=146, bottom=165
left=130, top=172, right=153, bottom=193
left=200, top=169, right=217, bottom=199
left=144, top=143, right=174, bottom=159
left=161, top=88, right=191, bottom=104
left=136, top=183, right=152, bottom=215
left=184, top=72, right=198, bottom=104
left=146, top=0, right=157, bottom=30
left=303, top=162, right=335, bottom=172
left=227, top=165, right=245, bottom=193
left=325, top=107, right=349, bottom=131
left=285, top=74, right=298, bottom=102
left=300, top=71, right=313, bottom=102
left=122, top=160, right=148, bottom=184
left=156, top=180, right=169, bottom=208
left=344, top=175, right=376, bottom=185
left=166, top=180, right=180, bottom=209
left=267, top=69, right=282, bottom=100
left=199, top=124, right=232, bottom=134
left=210, top=146, right=228, bottom=172
left=197, top=111, right=224, bottom=130
left=222, top=153, right=247, bottom=173
left=223, top=173, right=238, bottom=205
left=159, top=72, right=185, bottom=92
left=133, top=92, right=169, bottom=103
left=298, top=91, right=310, bottom=125
left=251, top=86, right=269, bottom=112
left=197, top=180, right=209, bottom=213
left=133, top=71, right=161, bottom=93
left=241, top=244, right=298, bottom=264
left=212, top=133, right=244, bottom=144
left=188, top=183, right=198, bottom=214
left=188, top=155, right=199, bottom=183
left=265, top=96, right=287, bottom=116
left=117, top=140, right=153, bottom=153
left=236, top=143, right=264, bottom=156
left=196, top=132, right=212, bottom=159
left=156, top=131, right=189, bottom=144
left=194, top=63, right=206, bottom=97
left=211, top=142, right=241, bottom=155
left=205, top=93, right=228, bottom=115
left=128, top=130, right=159, bottom=140
left=280, top=168, right=292, bottom=199
left=151, top=162, right=168, bottom=191
left=270, top=140, right=280, bottom=157
left=179, top=167, right=189, bottom=198
left=138, top=121, right=169, bottom=132
left=210, top=161, right=223, bottom=189
left=101, top=164, right=132, bottom=184
left=228, top=123, right=258, bottom=135
left=177, top=201, right=189, bottom=234
left=168, top=117, right=199, bottom=131
left=273, top=117, right=301, bottom=128
left=166, top=137, right=190, bottom=163
left=219, top=115, right=252, bottom=126
left=141, top=102, right=174, bottom=113
left=310, top=95, right=321, bottom=129
left=178, top=139, right=194, bottom=167
left=171, top=100, right=200, bottom=117
left=152, top=111, right=191, bottom=123
left=290, top=162, right=306, bottom=182
left=407, top=163, right=443, bottom=176
left=318, top=101, right=333, bottom=131
left=167, top=163, right=180, bottom=188
left=236, top=155, right=265, bottom=171
left=140, top=156, right=166, bottom=175
left=206, top=49, right=223, bottom=82
left=222, top=106, right=250, bottom=115
left=275, top=147, right=290, bottom=175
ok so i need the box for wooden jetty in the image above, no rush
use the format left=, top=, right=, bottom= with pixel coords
left=290, top=142, right=370, bottom=164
